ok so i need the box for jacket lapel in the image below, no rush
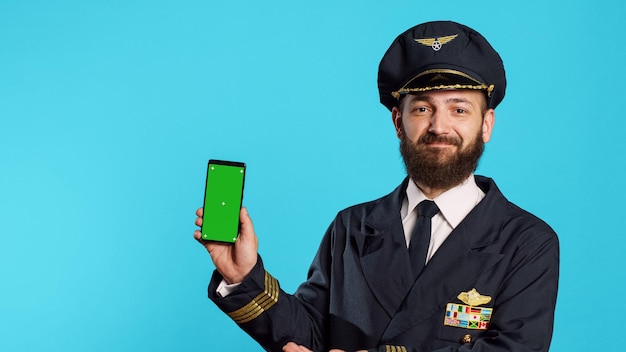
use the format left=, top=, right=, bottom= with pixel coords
left=356, top=178, right=414, bottom=318
left=381, top=176, right=507, bottom=340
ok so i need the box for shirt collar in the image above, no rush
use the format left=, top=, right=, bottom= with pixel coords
left=406, top=174, right=485, bottom=229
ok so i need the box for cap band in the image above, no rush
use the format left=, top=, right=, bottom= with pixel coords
left=392, top=84, right=495, bottom=99
left=391, top=68, right=494, bottom=99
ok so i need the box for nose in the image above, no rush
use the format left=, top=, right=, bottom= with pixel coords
left=428, top=110, right=450, bottom=135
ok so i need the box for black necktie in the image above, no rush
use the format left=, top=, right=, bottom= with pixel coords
left=408, top=200, right=440, bottom=278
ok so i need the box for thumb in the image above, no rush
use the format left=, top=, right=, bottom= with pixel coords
left=239, top=207, right=257, bottom=243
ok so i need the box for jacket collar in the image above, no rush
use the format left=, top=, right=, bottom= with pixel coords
left=357, top=176, right=508, bottom=333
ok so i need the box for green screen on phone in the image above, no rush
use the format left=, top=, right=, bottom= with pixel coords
left=201, top=160, right=245, bottom=243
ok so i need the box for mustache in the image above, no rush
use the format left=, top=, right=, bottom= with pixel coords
left=417, top=133, right=462, bottom=147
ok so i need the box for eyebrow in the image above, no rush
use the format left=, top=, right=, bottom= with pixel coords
left=446, top=97, right=474, bottom=106
left=409, top=95, right=475, bottom=106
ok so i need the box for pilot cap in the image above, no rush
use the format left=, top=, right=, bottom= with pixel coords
left=378, top=21, right=506, bottom=111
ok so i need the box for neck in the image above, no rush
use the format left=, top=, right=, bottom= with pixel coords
left=414, top=174, right=474, bottom=199
left=415, top=183, right=449, bottom=199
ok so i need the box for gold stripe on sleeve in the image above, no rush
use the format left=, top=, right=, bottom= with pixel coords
left=227, top=271, right=279, bottom=324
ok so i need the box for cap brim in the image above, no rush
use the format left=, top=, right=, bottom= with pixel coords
left=391, top=69, right=493, bottom=99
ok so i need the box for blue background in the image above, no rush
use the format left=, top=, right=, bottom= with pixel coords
left=1, top=0, right=624, bottom=351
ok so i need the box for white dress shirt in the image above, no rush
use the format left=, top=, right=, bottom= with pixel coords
left=401, top=174, right=485, bottom=263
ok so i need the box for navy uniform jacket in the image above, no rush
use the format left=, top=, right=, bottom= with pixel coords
left=208, top=176, right=559, bottom=352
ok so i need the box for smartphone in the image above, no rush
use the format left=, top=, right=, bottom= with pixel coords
left=200, top=159, right=246, bottom=243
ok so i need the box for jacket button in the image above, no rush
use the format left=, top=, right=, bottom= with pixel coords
left=461, top=334, right=472, bottom=344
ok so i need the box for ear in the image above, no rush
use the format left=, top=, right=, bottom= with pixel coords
left=391, top=106, right=403, bottom=139
left=481, top=109, right=495, bottom=143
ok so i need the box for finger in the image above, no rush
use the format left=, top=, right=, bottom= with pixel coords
left=283, top=342, right=311, bottom=352
left=193, top=231, right=219, bottom=253
left=195, top=208, right=204, bottom=227
left=282, top=342, right=296, bottom=351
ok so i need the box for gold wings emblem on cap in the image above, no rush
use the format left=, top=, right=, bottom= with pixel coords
left=414, top=35, right=458, bottom=51
left=457, top=288, right=491, bottom=306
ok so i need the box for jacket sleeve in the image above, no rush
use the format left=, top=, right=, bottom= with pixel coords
left=208, top=225, right=335, bottom=352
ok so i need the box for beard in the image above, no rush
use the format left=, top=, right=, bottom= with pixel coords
left=399, top=129, right=484, bottom=190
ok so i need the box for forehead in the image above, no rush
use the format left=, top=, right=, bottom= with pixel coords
left=403, top=90, right=487, bottom=106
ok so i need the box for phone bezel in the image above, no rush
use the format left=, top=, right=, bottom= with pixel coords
left=200, top=159, right=246, bottom=243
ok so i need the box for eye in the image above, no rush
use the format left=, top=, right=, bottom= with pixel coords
left=454, top=108, right=467, bottom=114
left=411, top=106, right=429, bottom=113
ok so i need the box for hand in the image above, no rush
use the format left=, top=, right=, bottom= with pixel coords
left=194, top=207, right=258, bottom=284
left=282, top=343, right=365, bottom=352
left=282, top=342, right=313, bottom=352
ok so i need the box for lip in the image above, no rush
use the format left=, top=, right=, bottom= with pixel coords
left=425, top=142, right=457, bottom=147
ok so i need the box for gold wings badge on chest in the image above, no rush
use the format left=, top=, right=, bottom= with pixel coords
left=457, top=288, right=491, bottom=306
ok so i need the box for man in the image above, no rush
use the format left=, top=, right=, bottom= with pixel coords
left=194, top=21, right=559, bottom=352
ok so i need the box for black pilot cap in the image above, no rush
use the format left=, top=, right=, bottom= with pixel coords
left=378, top=21, right=506, bottom=111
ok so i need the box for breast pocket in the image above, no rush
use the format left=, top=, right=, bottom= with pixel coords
left=437, top=301, right=493, bottom=345
left=437, top=324, right=486, bottom=346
